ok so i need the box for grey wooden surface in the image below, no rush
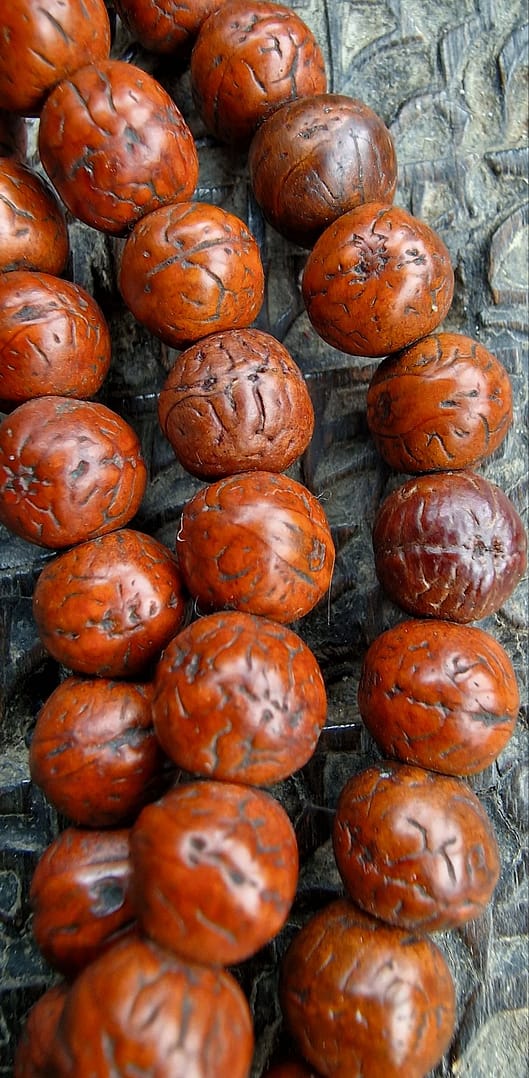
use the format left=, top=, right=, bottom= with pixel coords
left=0, top=1, right=527, bottom=1074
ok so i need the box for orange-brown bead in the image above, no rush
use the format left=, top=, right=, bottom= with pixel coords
left=114, top=0, right=224, bottom=54
left=14, top=983, right=68, bottom=1078
left=0, top=160, right=69, bottom=274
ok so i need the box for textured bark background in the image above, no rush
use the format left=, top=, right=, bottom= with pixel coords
left=0, top=1, right=527, bottom=1074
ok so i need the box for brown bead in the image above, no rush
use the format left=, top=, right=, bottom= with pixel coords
left=29, top=677, right=165, bottom=826
left=191, top=0, right=327, bottom=146
left=0, top=0, right=110, bottom=117
left=114, top=0, right=223, bottom=55
left=38, top=60, right=198, bottom=235
left=302, top=202, right=454, bottom=357
left=0, top=160, right=69, bottom=275
left=372, top=471, right=527, bottom=622
left=177, top=470, right=335, bottom=623
left=249, top=94, right=397, bottom=248
left=130, top=780, right=299, bottom=965
left=119, top=201, right=264, bottom=347
left=157, top=328, right=315, bottom=478
left=333, top=761, right=501, bottom=931
left=14, top=983, right=68, bottom=1078
left=30, top=828, right=135, bottom=978
left=0, top=396, right=147, bottom=548
left=0, top=110, right=27, bottom=158
left=366, top=333, right=513, bottom=472
left=46, top=935, right=254, bottom=1077
left=152, top=611, right=327, bottom=786
left=0, top=270, right=111, bottom=404
left=280, top=898, right=456, bottom=1078
left=32, top=529, right=187, bottom=677
left=358, top=619, right=520, bottom=775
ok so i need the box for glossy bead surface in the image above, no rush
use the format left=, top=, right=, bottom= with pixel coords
left=30, top=828, right=135, bottom=977
left=0, top=160, right=69, bottom=274
left=30, top=678, right=164, bottom=826
left=39, top=60, right=198, bottom=234
left=280, top=898, right=455, bottom=1078
left=130, top=780, right=299, bottom=965
left=0, top=397, right=147, bottom=548
left=14, top=983, right=68, bottom=1078
left=249, top=94, right=397, bottom=247
left=333, top=762, right=501, bottom=931
left=177, top=470, right=335, bottom=623
left=0, top=0, right=110, bottom=116
left=372, top=471, right=527, bottom=622
left=114, top=0, right=223, bottom=54
left=158, top=328, right=314, bottom=478
left=152, top=611, right=327, bottom=786
left=366, top=333, right=513, bottom=471
left=46, top=936, right=254, bottom=1077
left=119, top=201, right=264, bottom=347
left=191, top=0, right=327, bottom=145
left=32, top=529, right=187, bottom=677
left=302, top=202, right=454, bottom=357
left=0, top=270, right=111, bottom=404
left=358, top=619, right=520, bottom=775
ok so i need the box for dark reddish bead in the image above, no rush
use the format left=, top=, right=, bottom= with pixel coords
left=32, top=529, right=187, bottom=678
left=177, top=470, right=335, bottom=623
left=119, top=201, right=264, bottom=348
left=157, top=328, right=315, bottom=479
left=14, top=983, right=68, bottom=1078
left=46, top=936, right=254, bottom=1077
left=302, top=202, right=454, bottom=357
left=39, top=60, right=198, bottom=235
left=0, top=396, right=147, bottom=548
left=0, top=271, right=111, bottom=404
left=114, top=0, right=223, bottom=54
left=372, top=470, right=527, bottom=622
left=280, top=898, right=456, bottom=1078
left=29, top=677, right=164, bottom=826
left=0, top=160, right=68, bottom=274
left=358, top=619, right=520, bottom=775
left=30, top=828, right=135, bottom=978
left=249, top=94, right=397, bottom=247
left=191, top=0, right=327, bottom=146
left=152, top=611, right=327, bottom=786
left=0, top=0, right=110, bottom=117
left=366, top=333, right=513, bottom=472
left=130, top=780, right=299, bottom=965
left=333, top=761, right=501, bottom=931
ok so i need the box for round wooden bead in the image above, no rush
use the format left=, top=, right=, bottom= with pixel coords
left=0, top=0, right=110, bottom=116
left=366, top=333, right=513, bottom=472
left=333, top=761, right=501, bottom=931
left=46, top=936, right=254, bottom=1077
left=152, top=610, right=327, bottom=786
left=130, top=780, right=299, bottom=965
left=119, top=201, right=264, bottom=348
left=38, top=60, right=198, bottom=235
left=32, top=529, right=187, bottom=677
left=358, top=619, right=520, bottom=775
left=29, top=677, right=164, bottom=826
left=0, top=270, right=111, bottom=404
left=30, top=828, right=135, bottom=977
left=0, top=159, right=69, bottom=274
left=0, top=396, right=147, bottom=548
left=249, top=94, right=397, bottom=248
left=14, top=983, right=68, bottom=1078
left=157, top=328, right=315, bottom=478
left=176, top=470, right=335, bottom=623
left=190, top=0, right=327, bottom=145
left=280, top=898, right=455, bottom=1078
left=114, top=0, right=222, bottom=54
left=302, top=202, right=454, bottom=357
left=372, top=471, right=527, bottom=622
